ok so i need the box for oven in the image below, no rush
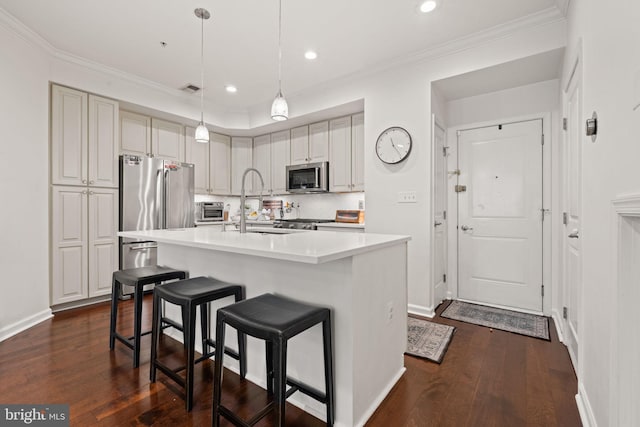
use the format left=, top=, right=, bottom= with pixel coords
left=196, top=201, right=224, bottom=222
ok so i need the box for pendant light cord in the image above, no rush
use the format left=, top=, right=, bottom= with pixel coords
left=200, top=12, right=205, bottom=123
left=277, top=0, right=282, bottom=95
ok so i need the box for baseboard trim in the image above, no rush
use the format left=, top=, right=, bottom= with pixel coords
left=353, top=367, right=406, bottom=427
left=408, top=304, right=435, bottom=318
left=551, top=310, right=565, bottom=343
left=576, top=381, right=597, bottom=427
left=0, top=308, right=53, bottom=342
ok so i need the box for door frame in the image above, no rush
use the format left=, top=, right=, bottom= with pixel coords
left=445, top=112, right=553, bottom=315
left=430, top=114, right=448, bottom=308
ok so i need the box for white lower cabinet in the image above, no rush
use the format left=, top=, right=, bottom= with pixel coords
left=51, top=186, right=118, bottom=306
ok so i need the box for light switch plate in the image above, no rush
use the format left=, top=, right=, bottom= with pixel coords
left=398, top=191, right=417, bottom=203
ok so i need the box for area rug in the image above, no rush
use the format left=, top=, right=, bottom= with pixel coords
left=406, top=317, right=455, bottom=363
left=441, top=300, right=550, bottom=341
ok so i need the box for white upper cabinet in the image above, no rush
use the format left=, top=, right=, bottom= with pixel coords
left=271, top=130, right=291, bottom=194
left=351, top=112, right=365, bottom=191
left=119, top=111, right=151, bottom=157
left=185, top=126, right=210, bottom=194
left=231, top=137, right=253, bottom=195
left=51, top=85, right=118, bottom=188
left=309, top=121, right=330, bottom=163
left=210, top=133, right=231, bottom=195
left=329, top=116, right=353, bottom=192
left=253, top=134, right=271, bottom=195
left=290, top=122, right=328, bottom=165
left=88, top=95, right=119, bottom=188
left=151, top=118, right=185, bottom=162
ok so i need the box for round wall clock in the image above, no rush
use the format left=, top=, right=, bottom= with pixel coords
left=375, top=126, right=412, bottom=164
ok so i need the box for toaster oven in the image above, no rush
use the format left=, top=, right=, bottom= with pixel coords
left=195, top=202, right=224, bottom=222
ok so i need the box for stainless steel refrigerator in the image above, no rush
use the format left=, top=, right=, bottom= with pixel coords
left=119, top=154, right=194, bottom=279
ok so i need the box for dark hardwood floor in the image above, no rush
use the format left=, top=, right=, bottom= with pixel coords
left=0, top=297, right=581, bottom=426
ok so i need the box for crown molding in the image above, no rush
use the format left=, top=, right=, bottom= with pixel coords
left=0, top=6, right=55, bottom=53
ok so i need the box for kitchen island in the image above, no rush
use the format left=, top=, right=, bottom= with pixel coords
left=119, top=227, right=410, bottom=427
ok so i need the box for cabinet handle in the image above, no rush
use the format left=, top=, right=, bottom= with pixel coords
left=89, top=180, right=94, bottom=184
left=88, top=191, right=94, bottom=195
left=82, top=179, right=87, bottom=184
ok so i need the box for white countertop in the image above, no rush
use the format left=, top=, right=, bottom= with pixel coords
left=119, top=227, right=409, bottom=264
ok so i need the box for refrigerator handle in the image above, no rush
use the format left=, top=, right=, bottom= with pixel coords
left=156, top=168, right=164, bottom=229
left=163, top=169, right=169, bottom=229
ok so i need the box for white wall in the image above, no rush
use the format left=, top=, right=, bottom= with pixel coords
left=564, top=1, right=640, bottom=425
left=0, top=24, right=52, bottom=338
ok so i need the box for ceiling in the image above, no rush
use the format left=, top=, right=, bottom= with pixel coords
left=0, top=0, right=562, bottom=112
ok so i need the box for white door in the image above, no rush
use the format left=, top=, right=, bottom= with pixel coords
left=88, top=95, right=119, bottom=188
left=433, top=119, right=448, bottom=306
left=88, top=188, right=118, bottom=298
left=458, top=120, right=543, bottom=312
left=563, top=63, right=582, bottom=368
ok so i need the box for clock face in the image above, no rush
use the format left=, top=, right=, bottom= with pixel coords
left=376, top=127, right=412, bottom=164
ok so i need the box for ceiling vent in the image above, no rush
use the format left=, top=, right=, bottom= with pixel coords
left=182, top=84, right=200, bottom=94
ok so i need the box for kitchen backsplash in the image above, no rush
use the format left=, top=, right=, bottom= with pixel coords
left=195, top=192, right=365, bottom=221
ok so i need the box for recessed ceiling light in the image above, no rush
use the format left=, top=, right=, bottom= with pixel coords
left=419, top=0, right=437, bottom=13
left=225, top=85, right=237, bottom=93
left=304, top=50, right=318, bottom=60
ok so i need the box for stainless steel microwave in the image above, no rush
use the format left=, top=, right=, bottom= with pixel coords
left=286, top=162, right=329, bottom=193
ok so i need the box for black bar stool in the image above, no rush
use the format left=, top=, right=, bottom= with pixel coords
left=150, top=276, right=246, bottom=412
left=212, top=293, right=334, bottom=427
left=109, top=266, right=187, bottom=368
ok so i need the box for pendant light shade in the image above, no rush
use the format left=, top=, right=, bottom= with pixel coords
left=271, top=91, right=288, bottom=121
left=271, top=0, right=288, bottom=121
left=195, top=7, right=210, bottom=143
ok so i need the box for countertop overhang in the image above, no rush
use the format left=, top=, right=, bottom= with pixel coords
left=119, top=228, right=410, bottom=264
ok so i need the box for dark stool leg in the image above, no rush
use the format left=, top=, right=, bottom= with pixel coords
left=265, top=341, right=274, bottom=395
left=109, top=277, right=120, bottom=350
left=133, top=283, right=144, bottom=368
left=273, top=337, right=287, bottom=427
left=212, top=313, right=227, bottom=427
left=150, top=291, right=162, bottom=382
left=200, top=303, right=209, bottom=356
left=185, top=302, right=197, bottom=412
left=235, top=289, right=247, bottom=379
left=322, top=316, right=335, bottom=426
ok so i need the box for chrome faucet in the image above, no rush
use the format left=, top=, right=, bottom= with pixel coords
left=240, top=168, right=264, bottom=233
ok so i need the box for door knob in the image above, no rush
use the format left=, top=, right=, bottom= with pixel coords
left=434, top=221, right=443, bottom=227
left=460, top=225, right=473, bottom=231
left=568, top=229, right=580, bottom=239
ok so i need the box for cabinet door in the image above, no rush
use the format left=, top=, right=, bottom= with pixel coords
left=88, top=95, right=119, bottom=188
left=253, top=134, right=271, bottom=194
left=51, top=85, right=88, bottom=186
left=231, top=137, right=253, bottom=195
left=309, top=121, right=329, bottom=163
left=290, top=125, right=309, bottom=165
left=51, top=186, right=88, bottom=305
left=186, top=126, right=210, bottom=194
left=329, top=116, right=352, bottom=192
left=88, top=188, right=118, bottom=297
left=271, top=130, right=291, bottom=194
left=120, top=111, right=151, bottom=157
left=152, top=119, right=185, bottom=161
left=210, top=133, right=231, bottom=195
left=351, top=112, right=365, bottom=191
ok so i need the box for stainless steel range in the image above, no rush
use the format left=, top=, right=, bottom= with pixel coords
left=273, top=218, right=334, bottom=230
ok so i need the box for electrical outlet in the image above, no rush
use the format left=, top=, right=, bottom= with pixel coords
left=358, top=199, right=364, bottom=210
left=397, top=191, right=417, bottom=203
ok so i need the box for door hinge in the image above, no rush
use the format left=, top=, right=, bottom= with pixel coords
left=443, top=274, right=447, bottom=283
left=455, top=185, right=467, bottom=193
left=443, top=210, right=447, bottom=220
left=442, top=146, right=449, bottom=156
left=541, top=285, right=544, bottom=297
left=541, top=208, right=549, bottom=221
left=448, top=169, right=461, bottom=176
left=563, top=118, right=568, bottom=131
left=563, top=212, right=568, bottom=225
left=541, top=134, right=545, bottom=145
left=563, top=306, right=568, bottom=319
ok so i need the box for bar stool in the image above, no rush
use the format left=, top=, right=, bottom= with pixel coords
left=212, top=293, right=334, bottom=427
left=150, top=276, right=246, bottom=412
left=109, top=266, right=187, bottom=368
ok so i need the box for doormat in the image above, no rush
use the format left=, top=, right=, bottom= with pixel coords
left=406, top=317, right=455, bottom=364
left=441, top=300, right=550, bottom=341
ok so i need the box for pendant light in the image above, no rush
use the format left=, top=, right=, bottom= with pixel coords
left=194, top=8, right=210, bottom=143
left=271, top=0, right=288, bottom=121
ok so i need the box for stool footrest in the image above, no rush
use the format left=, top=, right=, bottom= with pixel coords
left=161, top=317, right=183, bottom=331
left=113, top=332, right=135, bottom=350
left=286, top=377, right=327, bottom=403
left=219, top=401, right=274, bottom=427
left=153, top=360, right=186, bottom=387
left=204, top=338, right=242, bottom=361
